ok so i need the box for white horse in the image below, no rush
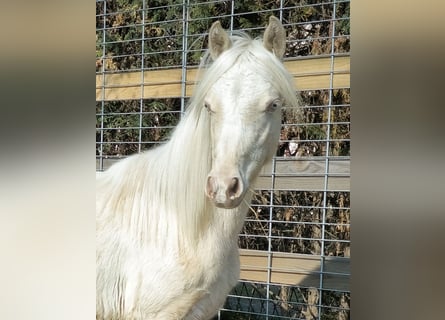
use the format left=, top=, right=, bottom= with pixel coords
left=96, top=16, right=298, bottom=320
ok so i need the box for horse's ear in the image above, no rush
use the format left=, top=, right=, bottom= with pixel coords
left=208, top=21, right=231, bottom=60
left=263, top=16, right=286, bottom=59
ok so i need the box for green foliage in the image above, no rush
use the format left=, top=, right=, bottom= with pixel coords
left=97, top=0, right=351, bottom=69
left=96, top=99, right=181, bottom=157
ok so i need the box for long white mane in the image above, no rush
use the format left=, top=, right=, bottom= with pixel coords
left=96, top=31, right=298, bottom=248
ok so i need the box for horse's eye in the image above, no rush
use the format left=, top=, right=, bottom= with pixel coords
left=266, top=99, right=282, bottom=113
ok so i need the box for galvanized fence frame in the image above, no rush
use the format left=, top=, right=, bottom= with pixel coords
left=96, top=1, right=350, bottom=319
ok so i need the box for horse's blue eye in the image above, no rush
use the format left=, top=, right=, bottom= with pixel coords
left=267, top=100, right=281, bottom=112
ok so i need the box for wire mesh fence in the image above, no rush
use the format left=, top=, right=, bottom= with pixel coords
left=96, top=1, right=350, bottom=319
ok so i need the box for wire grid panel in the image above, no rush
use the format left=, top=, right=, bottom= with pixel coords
left=96, top=1, right=350, bottom=319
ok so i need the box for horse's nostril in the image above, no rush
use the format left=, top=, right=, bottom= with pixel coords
left=206, top=176, right=216, bottom=199
left=206, top=174, right=244, bottom=206
left=227, top=177, right=240, bottom=200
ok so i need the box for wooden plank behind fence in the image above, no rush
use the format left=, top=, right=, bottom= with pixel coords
left=254, top=157, right=350, bottom=191
left=96, top=56, right=350, bottom=101
left=239, top=249, right=350, bottom=291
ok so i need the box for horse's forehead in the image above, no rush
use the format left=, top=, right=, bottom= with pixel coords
left=211, top=66, right=272, bottom=97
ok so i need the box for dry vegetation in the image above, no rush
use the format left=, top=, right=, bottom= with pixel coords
left=96, top=1, right=350, bottom=319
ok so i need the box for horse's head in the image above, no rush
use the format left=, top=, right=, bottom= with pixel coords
left=203, top=17, right=294, bottom=209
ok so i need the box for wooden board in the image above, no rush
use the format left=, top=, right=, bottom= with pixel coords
left=96, top=56, right=350, bottom=101
left=239, top=249, right=350, bottom=291
left=254, top=158, right=350, bottom=191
